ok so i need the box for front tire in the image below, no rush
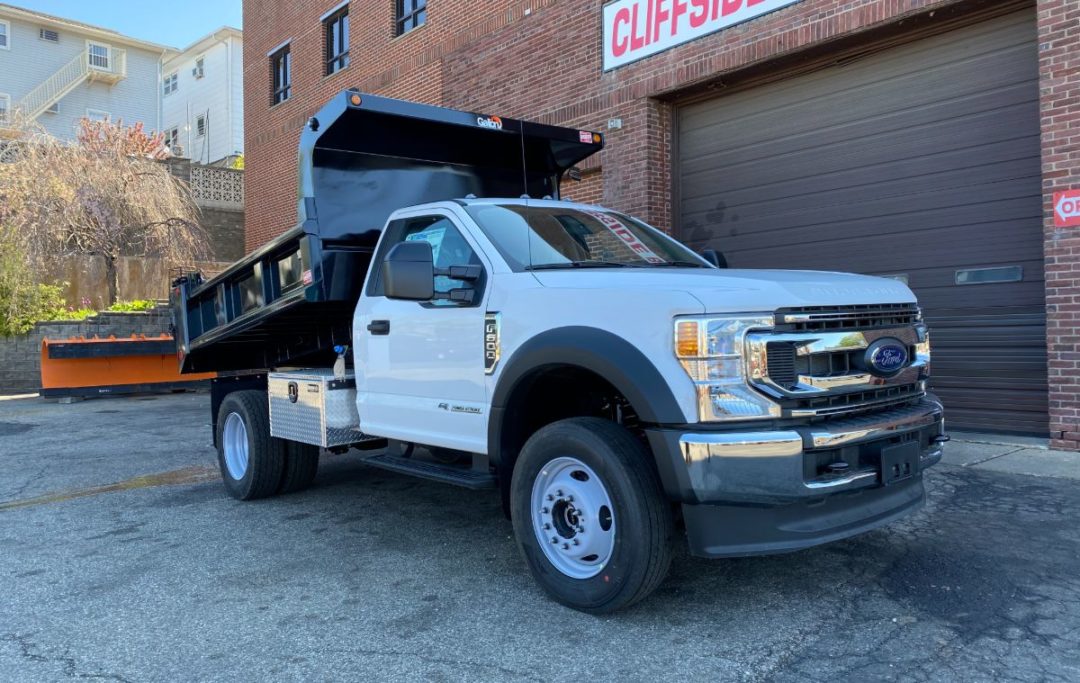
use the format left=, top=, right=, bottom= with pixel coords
left=216, top=390, right=285, bottom=500
left=510, top=418, right=674, bottom=613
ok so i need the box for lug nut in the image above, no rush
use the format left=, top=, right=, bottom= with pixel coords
left=576, top=526, right=585, bottom=533
left=567, top=495, right=574, bottom=502
left=551, top=537, right=558, bottom=544
left=543, top=523, right=551, bottom=530
left=562, top=543, right=570, bottom=550
left=547, top=494, right=554, bottom=501
left=556, top=489, right=564, bottom=497
left=572, top=539, right=580, bottom=546
left=541, top=507, right=549, bottom=514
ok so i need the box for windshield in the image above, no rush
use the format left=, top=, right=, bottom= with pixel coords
left=463, top=204, right=711, bottom=271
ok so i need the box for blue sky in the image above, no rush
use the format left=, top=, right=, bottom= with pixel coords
left=8, top=0, right=242, bottom=49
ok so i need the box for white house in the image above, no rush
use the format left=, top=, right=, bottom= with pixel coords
left=0, top=3, right=172, bottom=139
left=161, top=27, right=243, bottom=166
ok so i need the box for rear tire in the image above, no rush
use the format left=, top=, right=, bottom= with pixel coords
left=216, top=390, right=285, bottom=500
left=279, top=441, right=320, bottom=494
left=510, top=417, right=674, bottom=613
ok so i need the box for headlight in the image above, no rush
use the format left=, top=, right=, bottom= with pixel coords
left=915, top=324, right=931, bottom=370
left=674, top=314, right=780, bottom=421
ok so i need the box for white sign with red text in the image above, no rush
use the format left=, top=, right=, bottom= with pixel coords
left=603, top=0, right=801, bottom=70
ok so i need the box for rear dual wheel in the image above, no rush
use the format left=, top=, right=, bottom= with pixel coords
left=216, top=390, right=319, bottom=500
left=510, top=418, right=674, bottom=614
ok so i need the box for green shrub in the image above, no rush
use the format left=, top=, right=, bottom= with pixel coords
left=107, top=299, right=157, bottom=312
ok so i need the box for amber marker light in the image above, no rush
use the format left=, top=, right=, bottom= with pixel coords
left=349, top=93, right=362, bottom=106
left=675, top=320, right=700, bottom=358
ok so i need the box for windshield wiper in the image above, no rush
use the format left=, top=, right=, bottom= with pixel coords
left=649, top=260, right=710, bottom=268
left=526, top=260, right=637, bottom=271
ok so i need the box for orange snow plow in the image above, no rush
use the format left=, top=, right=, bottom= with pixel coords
left=40, top=334, right=216, bottom=398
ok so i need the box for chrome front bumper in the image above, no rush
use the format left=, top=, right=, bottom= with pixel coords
left=676, top=397, right=945, bottom=504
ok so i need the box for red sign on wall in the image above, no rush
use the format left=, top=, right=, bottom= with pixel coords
left=1054, top=190, right=1080, bottom=227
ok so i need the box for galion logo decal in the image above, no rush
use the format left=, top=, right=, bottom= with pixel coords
left=477, top=115, right=503, bottom=130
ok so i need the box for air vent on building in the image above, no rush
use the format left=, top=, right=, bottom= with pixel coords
left=39, top=28, right=59, bottom=42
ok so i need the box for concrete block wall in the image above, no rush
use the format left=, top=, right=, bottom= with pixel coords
left=0, top=309, right=171, bottom=394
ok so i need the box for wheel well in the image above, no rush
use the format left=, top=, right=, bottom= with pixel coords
left=496, top=364, right=641, bottom=488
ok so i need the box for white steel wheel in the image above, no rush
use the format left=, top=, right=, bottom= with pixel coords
left=530, top=456, right=615, bottom=580
left=222, top=412, right=249, bottom=480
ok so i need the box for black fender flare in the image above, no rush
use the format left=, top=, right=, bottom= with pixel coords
left=487, top=326, right=686, bottom=471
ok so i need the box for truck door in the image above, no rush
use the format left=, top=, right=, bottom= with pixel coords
left=354, top=212, right=491, bottom=453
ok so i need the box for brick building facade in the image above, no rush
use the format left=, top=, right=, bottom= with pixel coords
left=243, top=0, right=1080, bottom=447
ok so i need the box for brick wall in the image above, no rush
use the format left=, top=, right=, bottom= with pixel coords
left=0, top=310, right=171, bottom=394
left=244, top=0, right=990, bottom=248
left=1038, top=0, right=1080, bottom=449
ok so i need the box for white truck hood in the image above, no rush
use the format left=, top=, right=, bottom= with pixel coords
left=530, top=268, right=916, bottom=313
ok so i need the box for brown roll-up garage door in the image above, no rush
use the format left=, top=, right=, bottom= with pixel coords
left=677, top=10, right=1046, bottom=435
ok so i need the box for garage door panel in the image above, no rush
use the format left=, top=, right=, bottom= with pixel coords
left=680, top=109, right=1040, bottom=203
left=681, top=155, right=1041, bottom=230
left=683, top=198, right=1041, bottom=257
left=681, top=84, right=1039, bottom=181
left=680, top=43, right=1036, bottom=151
left=682, top=175, right=1042, bottom=253
left=677, top=11, right=1046, bottom=434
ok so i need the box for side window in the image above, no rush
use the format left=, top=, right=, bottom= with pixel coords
left=371, top=215, right=485, bottom=306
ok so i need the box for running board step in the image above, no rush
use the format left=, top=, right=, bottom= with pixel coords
left=360, top=453, right=497, bottom=489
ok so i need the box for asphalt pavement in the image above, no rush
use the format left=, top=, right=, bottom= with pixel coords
left=1, top=392, right=1079, bottom=682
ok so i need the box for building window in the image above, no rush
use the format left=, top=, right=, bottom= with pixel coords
left=324, top=5, right=349, bottom=75
left=164, top=127, right=179, bottom=152
left=163, top=72, right=178, bottom=96
left=87, top=41, right=111, bottom=70
left=0, top=20, right=9, bottom=50
left=86, top=109, right=110, bottom=122
left=396, top=0, right=426, bottom=36
left=39, top=28, right=59, bottom=43
left=193, top=56, right=205, bottom=79
left=195, top=114, right=207, bottom=137
left=270, top=45, right=291, bottom=105
left=0, top=94, right=10, bottom=124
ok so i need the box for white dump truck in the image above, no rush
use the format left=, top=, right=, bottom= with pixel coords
left=172, top=91, right=945, bottom=613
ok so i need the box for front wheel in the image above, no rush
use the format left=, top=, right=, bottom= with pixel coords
left=510, top=418, right=674, bottom=613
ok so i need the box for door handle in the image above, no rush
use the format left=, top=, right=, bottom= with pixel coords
left=367, top=320, right=390, bottom=335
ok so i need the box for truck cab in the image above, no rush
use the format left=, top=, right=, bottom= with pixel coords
left=173, top=92, right=945, bottom=613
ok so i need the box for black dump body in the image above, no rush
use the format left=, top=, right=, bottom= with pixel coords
left=171, top=91, right=603, bottom=374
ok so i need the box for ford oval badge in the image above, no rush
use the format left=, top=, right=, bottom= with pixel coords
left=867, top=340, right=909, bottom=375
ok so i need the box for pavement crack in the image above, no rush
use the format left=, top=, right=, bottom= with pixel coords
left=2, top=633, right=134, bottom=682
left=960, top=446, right=1028, bottom=467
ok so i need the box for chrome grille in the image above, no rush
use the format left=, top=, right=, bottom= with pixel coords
left=775, top=303, right=920, bottom=332
left=746, top=317, right=929, bottom=418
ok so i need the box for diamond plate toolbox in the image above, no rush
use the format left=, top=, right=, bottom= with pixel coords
left=268, top=369, right=371, bottom=448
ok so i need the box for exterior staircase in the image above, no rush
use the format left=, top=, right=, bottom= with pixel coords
left=15, top=48, right=127, bottom=121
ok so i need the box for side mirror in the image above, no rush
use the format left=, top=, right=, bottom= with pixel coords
left=701, top=248, right=727, bottom=269
left=383, top=241, right=435, bottom=300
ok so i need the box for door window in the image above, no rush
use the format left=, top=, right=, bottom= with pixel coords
left=371, top=215, right=484, bottom=306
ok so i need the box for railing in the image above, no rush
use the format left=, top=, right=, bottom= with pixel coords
left=17, top=51, right=90, bottom=119
left=190, top=166, right=244, bottom=210
left=15, top=47, right=128, bottom=120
